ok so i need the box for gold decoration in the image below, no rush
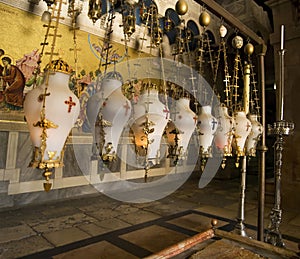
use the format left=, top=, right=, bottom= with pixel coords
left=244, top=42, right=254, bottom=56
left=175, top=0, right=188, bottom=16
left=199, top=11, right=211, bottom=27
left=88, top=0, right=102, bottom=24
left=46, top=59, right=72, bottom=74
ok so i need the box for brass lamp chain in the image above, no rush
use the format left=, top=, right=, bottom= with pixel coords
left=248, top=57, right=261, bottom=119
left=102, top=3, right=116, bottom=73
left=182, top=20, right=197, bottom=108
left=231, top=50, right=243, bottom=112
left=40, top=0, right=64, bottom=130
left=68, top=0, right=82, bottom=97
left=214, top=37, right=232, bottom=111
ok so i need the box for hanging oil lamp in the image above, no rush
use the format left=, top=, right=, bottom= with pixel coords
left=88, top=0, right=102, bottom=24
left=24, top=0, right=80, bottom=192
left=87, top=72, right=132, bottom=163
left=246, top=114, right=263, bottom=157
left=166, top=94, right=197, bottom=164
left=24, top=59, right=80, bottom=191
left=214, top=105, right=235, bottom=168
left=131, top=81, right=169, bottom=168
left=123, top=9, right=136, bottom=37
left=197, top=105, right=218, bottom=170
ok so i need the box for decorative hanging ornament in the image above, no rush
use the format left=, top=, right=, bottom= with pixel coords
left=219, top=24, right=227, bottom=38
left=24, top=59, right=80, bottom=191
left=244, top=42, right=254, bottom=56
left=175, top=0, right=188, bottom=16
left=233, top=110, right=252, bottom=166
left=199, top=11, right=211, bottom=27
left=246, top=114, right=263, bottom=157
left=232, top=35, right=244, bottom=49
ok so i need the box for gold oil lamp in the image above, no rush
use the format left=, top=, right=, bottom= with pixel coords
left=123, top=9, right=136, bottom=37
left=88, top=0, right=102, bottom=24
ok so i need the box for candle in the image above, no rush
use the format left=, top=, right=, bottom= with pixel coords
left=280, top=24, right=284, bottom=50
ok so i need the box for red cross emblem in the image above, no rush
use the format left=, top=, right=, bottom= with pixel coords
left=64, top=96, right=76, bottom=113
left=193, top=115, right=198, bottom=124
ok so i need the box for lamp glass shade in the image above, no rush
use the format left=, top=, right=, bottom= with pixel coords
left=173, top=98, right=197, bottom=152
left=246, top=114, right=263, bottom=156
left=86, top=77, right=131, bottom=159
left=197, top=105, right=218, bottom=157
left=214, top=106, right=235, bottom=156
left=131, top=89, right=169, bottom=165
left=233, top=111, right=252, bottom=156
left=24, top=71, right=80, bottom=168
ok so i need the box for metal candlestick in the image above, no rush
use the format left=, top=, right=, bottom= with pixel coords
left=234, top=58, right=251, bottom=237
left=265, top=25, right=294, bottom=247
left=234, top=155, right=248, bottom=237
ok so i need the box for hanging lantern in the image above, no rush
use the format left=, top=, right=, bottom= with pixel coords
left=151, top=27, right=163, bottom=47
left=233, top=110, right=252, bottom=166
left=139, top=2, right=148, bottom=22
left=214, top=106, right=235, bottom=168
left=131, top=82, right=169, bottom=166
left=166, top=97, right=197, bottom=163
left=88, top=0, right=102, bottom=24
left=86, top=72, right=131, bottom=163
left=123, top=12, right=136, bottom=37
left=23, top=59, right=80, bottom=191
left=246, top=114, right=263, bottom=157
left=197, top=105, right=218, bottom=166
left=164, top=16, right=173, bottom=32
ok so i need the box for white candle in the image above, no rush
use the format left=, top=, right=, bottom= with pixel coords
left=280, top=24, right=284, bottom=50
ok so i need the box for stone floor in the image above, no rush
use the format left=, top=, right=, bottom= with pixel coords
left=0, top=173, right=299, bottom=259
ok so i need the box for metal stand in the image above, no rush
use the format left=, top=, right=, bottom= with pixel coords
left=234, top=156, right=248, bottom=237
left=265, top=26, right=294, bottom=247
left=265, top=121, right=293, bottom=247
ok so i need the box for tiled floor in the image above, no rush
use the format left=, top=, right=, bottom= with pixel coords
left=0, top=173, right=299, bottom=259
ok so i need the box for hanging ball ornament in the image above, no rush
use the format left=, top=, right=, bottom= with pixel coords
left=175, top=0, right=188, bottom=16
left=219, top=24, right=227, bottom=38
left=232, top=35, right=244, bottom=49
left=199, top=11, right=211, bottom=27
left=244, top=42, right=254, bottom=55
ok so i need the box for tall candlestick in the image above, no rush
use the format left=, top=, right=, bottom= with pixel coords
left=280, top=24, right=284, bottom=50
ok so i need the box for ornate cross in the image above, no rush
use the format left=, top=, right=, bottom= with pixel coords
left=64, top=96, right=76, bottom=113
left=246, top=122, right=251, bottom=131
left=211, top=118, right=218, bottom=130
